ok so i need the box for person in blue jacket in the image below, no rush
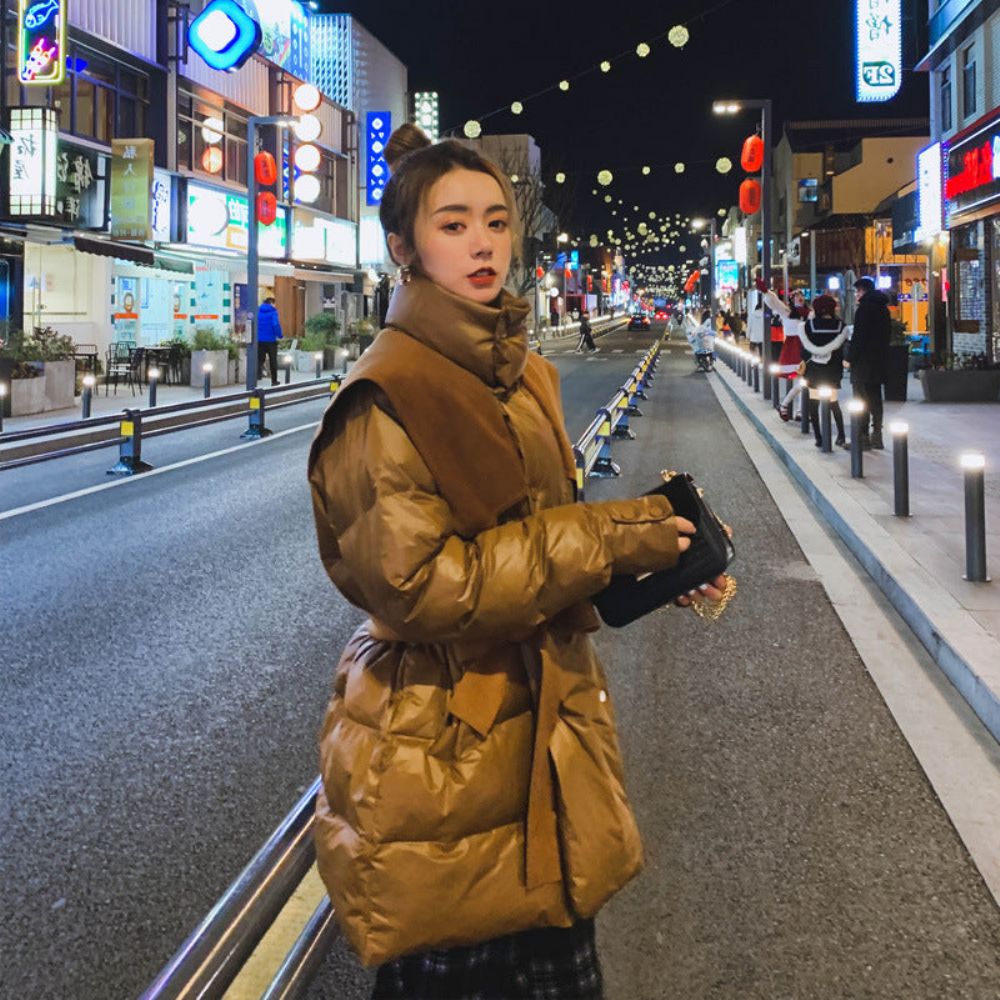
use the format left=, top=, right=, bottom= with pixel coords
left=257, top=296, right=283, bottom=386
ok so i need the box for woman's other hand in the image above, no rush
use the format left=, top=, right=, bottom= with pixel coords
left=675, top=516, right=696, bottom=554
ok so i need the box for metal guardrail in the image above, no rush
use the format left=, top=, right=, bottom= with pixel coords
left=0, top=377, right=340, bottom=473
left=139, top=337, right=665, bottom=999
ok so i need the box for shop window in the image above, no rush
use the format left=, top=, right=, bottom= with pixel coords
left=179, top=89, right=248, bottom=186
left=962, top=46, right=976, bottom=119
left=992, top=220, right=1000, bottom=363
left=798, top=178, right=819, bottom=203
left=940, top=66, right=952, bottom=133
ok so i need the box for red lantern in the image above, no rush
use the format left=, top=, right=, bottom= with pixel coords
left=257, top=191, right=278, bottom=227
left=741, top=134, right=764, bottom=173
left=254, top=151, right=278, bottom=187
left=536, top=265, right=544, bottom=279
left=683, top=270, right=700, bottom=294
left=739, top=178, right=762, bottom=215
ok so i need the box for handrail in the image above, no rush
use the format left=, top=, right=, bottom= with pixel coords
left=140, top=340, right=664, bottom=1000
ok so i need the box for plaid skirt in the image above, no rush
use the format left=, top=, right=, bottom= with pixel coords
left=371, top=919, right=604, bottom=1000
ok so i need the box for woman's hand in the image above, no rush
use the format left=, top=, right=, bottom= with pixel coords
left=675, top=516, right=696, bottom=554
left=676, top=573, right=731, bottom=608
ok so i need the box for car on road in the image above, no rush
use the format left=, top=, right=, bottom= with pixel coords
left=628, top=313, right=651, bottom=331
left=654, top=308, right=668, bottom=321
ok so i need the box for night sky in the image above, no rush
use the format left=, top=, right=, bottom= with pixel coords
left=317, top=0, right=930, bottom=273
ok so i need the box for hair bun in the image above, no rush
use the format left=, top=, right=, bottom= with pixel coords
left=385, top=123, right=431, bottom=171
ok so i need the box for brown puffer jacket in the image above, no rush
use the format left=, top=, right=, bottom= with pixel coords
left=308, top=275, right=682, bottom=966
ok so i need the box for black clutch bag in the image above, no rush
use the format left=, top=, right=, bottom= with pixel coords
left=592, top=473, right=735, bottom=628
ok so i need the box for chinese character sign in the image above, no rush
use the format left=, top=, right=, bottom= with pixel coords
left=55, top=141, right=106, bottom=228
left=855, top=0, right=901, bottom=103
left=8, top=106, right=58, bottom=216
left=17, top=0, right=67, bottom=86
left=367, top=112, right=391, bottom=207
left=111, top=139, right=155, bottom=240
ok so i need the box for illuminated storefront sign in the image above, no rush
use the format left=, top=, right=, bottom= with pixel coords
left=251, top=0, right=310, bottom=78
left=152, top=170, right=173, bottom=242
left=18, top=0, right=67, bottom=85
left=188, top=0, right=262, bottom=73
left=715, top=259, right=739, bottom=291
left=8, top=106, right=58, bottom=216
left=855, top=0, right=901, bottom=103
left=944, top=111, right=1000, bottom=223
left=55, top=141, right=106, bottom=228
left=359, top=214, right=386, bottom=265
left=111, top=138, right=155, bottom=241
left=292, top=211, right=356, bottom=266
left=187, top=182, right=287, bottom=257
left=915, top=142, right=942, bottom=241
left=414, top=92, right=439, bottom=142
left=367, top=111, right=390, bottom=206
left=733, top=226, right=748, bottom=265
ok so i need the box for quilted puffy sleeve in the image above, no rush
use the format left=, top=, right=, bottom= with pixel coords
left=309, top=385, right=681, bottom=643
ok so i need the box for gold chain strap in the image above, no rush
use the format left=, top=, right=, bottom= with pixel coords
left=691, top=574, right=738, bottom=623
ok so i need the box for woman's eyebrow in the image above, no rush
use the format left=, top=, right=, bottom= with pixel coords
left=430, top=203, right=509, bottom=216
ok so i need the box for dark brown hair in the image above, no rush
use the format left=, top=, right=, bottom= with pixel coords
left=378, top=129, right=522, bottom=268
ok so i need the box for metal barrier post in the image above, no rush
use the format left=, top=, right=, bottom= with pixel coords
left=314, top=352, right=323, bottom=379
left=283, top=353, right=293, bottom=386
left=148, top=367, right=159, bottom=409
left=848, top=399, right=865, bottom=477
left=573, top=446, right=586, bottom=501
left=613, top=392, right=635, bottom=440
left=241, top=389, right=273, bottom=440
left=108, top=408, right=153, bottom=476
left=591, top=407, right=620, bottom=478
left=625, top=378, right=643, bottom=417
left=753, top=358, right=761, bottom=393
left=81, top=375, right=96, bottom=419
left=769, top=365, right=781, bottom=410
left=800, top=382, right=811, bottom=435
left=891, top=422, right=910, bottom=516
left=961, top=452, right=989, bottom=582
left=635, top=364, right=649, bottom=400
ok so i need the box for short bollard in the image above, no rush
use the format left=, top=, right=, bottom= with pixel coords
left=763, top=361, right=772, bottom=401
left=752, top=359, right=760, bottom=393
left=818, top=386, right=833, bottom=452
left=738, top=353, right=746, bottom=380
left=283, top=353, right=293, bottom=385
left=800, top=381, right=811, bottom=435
left=81, top=374, right=96, bottom=419
left=0, top=382, right=6, bottom=432
left=890, top=422, right=909, bottom=516
left=847, top=399, right=865, bottom=477
left=770, top=366, right=782, bottom=411
left=202, top=363, right=212, bottom=399
left=241, top=388, right=273, bottom=440
left=745, top=354, right=753, bottom=386
left=108, top=408, right=153, bottom=476
left=314, top=352, right=323, bottom=379
left=147, top=366, right=160, bottom=409
left=961, top=452, right=989, bottom=582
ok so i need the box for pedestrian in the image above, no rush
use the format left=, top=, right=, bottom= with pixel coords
left=848, top=276, right=891, bottom=449
left=758, top=280, right=808, bottom=420
left=747, top=288, right=765, bottom=357
left=576, top=310, right=597, bottom=353
left=307, top=127, right=728, bottom=999
left=684, top=309, right=716, bottom=371
left=667, top=310, right=686, bottom=342
left=799, top=293, right=850, bottom=448
left=728, top=310, right=744, bottom=340
left=256, top=296, right=283, bottom=386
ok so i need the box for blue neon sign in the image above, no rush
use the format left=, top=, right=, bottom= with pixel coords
left=855, top=0, right=901, bottom=103
left=367, top=111, right=390, bottom=206
left=188, top=0, right=262, bottom=73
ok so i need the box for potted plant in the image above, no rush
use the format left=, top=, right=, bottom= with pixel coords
left=0, top=326, right=76, bottom=415
left=917, top=352, right=1000, bottom=402
left=302, top=311, right=342, bottom=371
left=163, top=337, right=192, bottom=385
left=190, top=328, right=231, bottom=388
left=346, top=318, right=375, bottom=361
left=884, top=318, right=910, bottom=402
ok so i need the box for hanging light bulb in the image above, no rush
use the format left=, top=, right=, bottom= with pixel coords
left=636, top=42, right=651, bottom=58
left=668, top=25, right=690, bottom=48
left=642, top=165, right=651, bottom=175
left=716, top=157, right=733, bottom=174
left=464, top=119, right=482, bottom=138
left=294, top=143, right=321, bottom=172
left=604, top=195, right=612, bottom=203
left=597, top=169, right=613, bottom=186
left=559, top=80, right=570, bottom=91
left=674, top=162, right=685, bottom=174
left=600, top=60, right=611, bottom=73
left=555, top=172, right=566, bottom=184
left=511, top=101, right=524, bottom=115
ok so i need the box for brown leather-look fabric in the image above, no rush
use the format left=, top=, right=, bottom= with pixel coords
left=308, top=276, right=682, bottom=966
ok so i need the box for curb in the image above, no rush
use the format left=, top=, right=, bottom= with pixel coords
left=715, top=366, right=1000, bottom=746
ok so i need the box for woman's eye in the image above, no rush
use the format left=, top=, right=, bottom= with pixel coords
left=442, top=222, right=464, bottom=232
left=489, top=219, right=508, bottom=231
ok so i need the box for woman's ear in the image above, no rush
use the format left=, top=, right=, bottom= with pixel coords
left=387, top=233, right=413, bottom=267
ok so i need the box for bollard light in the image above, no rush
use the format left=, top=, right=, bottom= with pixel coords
left=752, top=357, right=761, bottom=393
left=847, top=399, right=865, bottom=477
left=81, top=374, right=96, bottom=420
left=769, top=363, right=782, bottom=411
left=203, top=362, right=213, bottom=399
left=817, top=386, right=833, bottom=452
left=283, top=353, right=293, bottom=386
left=890, top=422, right=910, bottom=517
left=314, top=351, right=323, bottom=379
left=148, top=366, right=160, bottom=408
left=800, top=379, right=811, bottom=434
left=960, top=452, right=988, bottom=581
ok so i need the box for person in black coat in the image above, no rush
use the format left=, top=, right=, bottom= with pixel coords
left=800, top=294, right=850, bottom=448
left=849, top=277, right=891, bottom=449
left=575, top=311, right=596, bottom=353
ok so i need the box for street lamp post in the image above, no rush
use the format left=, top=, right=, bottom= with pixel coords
left=245, top=114, right=297, bottom=391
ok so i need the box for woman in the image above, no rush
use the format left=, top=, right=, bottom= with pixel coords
left=799, top=293, right=850, bottom=448
left=307, top=130, right=727, bottom=998
left=758, top=281, right=808, bottom=421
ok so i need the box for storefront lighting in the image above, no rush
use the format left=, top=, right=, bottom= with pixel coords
left=293, top=83, right=321, bottom=113
left=294, top=143, right=320, bottom=173
left=293, top=114, right=321, bottom=143
left=202, top=146, right=224, bottom=173
left=187, top=0, right=262, bottom=73
left=295, top=173, right=320, bottom=204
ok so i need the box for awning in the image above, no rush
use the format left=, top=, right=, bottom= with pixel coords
left=74, top=235, right=154, bottom=265
left=292, top=265, right=356, bottom=283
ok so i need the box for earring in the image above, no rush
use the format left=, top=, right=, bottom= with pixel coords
left=399, top=265, right=412, bottom=284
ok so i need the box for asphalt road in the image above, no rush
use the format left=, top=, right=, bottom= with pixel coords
left=3, top=325, right=998, bottom=1000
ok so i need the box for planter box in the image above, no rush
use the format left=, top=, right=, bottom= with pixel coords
left=918, top=369, right=1000, bottom=402
left=190, top=349, right=230, bottom=388
left=294, top=349, right=317, bottom=373
left=43, top=359, right=75, bottom=411
left=884, top=344, right=909, bottom=402
left=11, top=375, right=45, bottom=415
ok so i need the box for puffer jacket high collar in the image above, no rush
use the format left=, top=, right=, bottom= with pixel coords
left=385, top=273, right=530, bottom=391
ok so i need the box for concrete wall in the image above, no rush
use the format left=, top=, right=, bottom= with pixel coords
left=832, top=137, right=929, bottom=214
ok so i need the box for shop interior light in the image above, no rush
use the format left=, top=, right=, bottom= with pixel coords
left=293, top=83, right=321, bottom=113
left=201, top=116, right=224, bottom=144
left=293, top=114, right=321, bottom=143
left=201, top=146, right=224, bottom=174
left=295, top=173, right=321, bottom=204
left=294, top=143, right=321, bottom=172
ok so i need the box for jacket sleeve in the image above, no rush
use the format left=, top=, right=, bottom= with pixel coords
left=762, top=290, right=790, bottom=319
left=310, top=387, right=682, bottom=643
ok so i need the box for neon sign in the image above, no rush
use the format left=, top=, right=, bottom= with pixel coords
left=855, top=0, right=901, bottom=103
left=188, top=0, right=262, bottom=73
left=366, top=112, right=390, bottom=207
left=915, top=143, right=942, bottom=242
left=18, top=0, right=66, bottom=86
left=945, top=112, right=1000, bottom=220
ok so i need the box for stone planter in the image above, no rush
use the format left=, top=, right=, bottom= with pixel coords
left=190, top=349, right=230, bottom=388
left=884, top=344, right=909, bottom=403
left=294, top=349, right=317, bottom=373
left=10, top=375, right=46, bottom=415
left=42, top=359, right=75, bottom=410
left=918, top=369, right=1000, bottom=402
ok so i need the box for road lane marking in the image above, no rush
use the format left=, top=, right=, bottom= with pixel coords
left=0, top=421, right=319, bottom=522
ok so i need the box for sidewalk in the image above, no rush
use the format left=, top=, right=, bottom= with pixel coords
left=713, top=359, right=1000, bottom=745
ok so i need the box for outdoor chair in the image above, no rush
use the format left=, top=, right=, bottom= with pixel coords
left=104, top=342, right=137, bottom=396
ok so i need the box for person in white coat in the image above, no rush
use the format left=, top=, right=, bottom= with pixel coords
left=747, top=290, right=765, bottom=357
